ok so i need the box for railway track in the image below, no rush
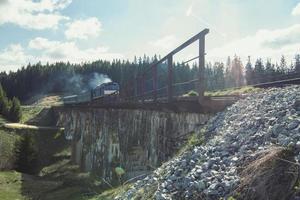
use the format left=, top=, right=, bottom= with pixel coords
left=252, top=77, right=300, bottom=88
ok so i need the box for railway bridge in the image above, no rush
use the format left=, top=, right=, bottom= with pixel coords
left=54, top=29, right=300, bottom=183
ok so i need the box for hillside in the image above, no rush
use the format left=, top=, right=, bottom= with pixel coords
left=115, top=86, right=300, bottom=200
left=24, top=94, right=63, bottom=107
left=0, top=98, right=108, bottom=200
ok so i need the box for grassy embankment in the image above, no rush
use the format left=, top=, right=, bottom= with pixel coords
left=184, top=86, right=261, bottom=97
left=0, top=95, right=126, bottom=200
left=205, top=86, right=261, bottom=96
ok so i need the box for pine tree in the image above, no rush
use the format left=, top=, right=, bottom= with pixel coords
left=0, top=84, right=5, bottom=113
left=225, top=56, right=235, bottom=88
left=2, top=97, right=11, bottom=118
left=14, top=134, right=38, bottom=174
left=253, top=58, right=265, bottom=84
left=231, top=55, right=244, bottom=87
left=0, top=84, right=11, bottom=118
left=278, top=55, right=286, bottom=74
left=9, top=97, right=22, bottom=122
left=245, top=56, right=253, bottom=85
left=214, top=62, right=225, bottom=90
left=265, top=59, right=276, bottom=81
left=295, top=54, right=300, bottom=73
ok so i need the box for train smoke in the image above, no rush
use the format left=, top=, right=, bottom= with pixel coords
left=88, top=73, right=112, bottom=89
left=37, top=72, right=112, bottom=95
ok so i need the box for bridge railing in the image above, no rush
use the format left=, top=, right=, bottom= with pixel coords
left=121, top=29, right=210, bottom=103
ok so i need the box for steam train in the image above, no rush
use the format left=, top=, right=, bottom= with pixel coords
left=63, top=82, right=120, bottom=104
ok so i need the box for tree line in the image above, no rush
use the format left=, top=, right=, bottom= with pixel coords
left=0, top=54, right=299, bottom=101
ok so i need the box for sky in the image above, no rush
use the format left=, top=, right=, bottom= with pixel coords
left=0, top=0, right=300, bottom=71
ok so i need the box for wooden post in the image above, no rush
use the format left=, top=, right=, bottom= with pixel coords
left=168, top=56, right=173, bottom=102
left=198, top=36, right=205, bottom=103
left=153, top=65, right=157, bottom=102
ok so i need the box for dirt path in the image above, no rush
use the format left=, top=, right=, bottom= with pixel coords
left=4, top=123, right=64, bottom=131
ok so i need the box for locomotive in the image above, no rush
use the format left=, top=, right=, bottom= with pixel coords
left=63, top=82, right=120, bottom=104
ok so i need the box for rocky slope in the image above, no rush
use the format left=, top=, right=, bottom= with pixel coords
left=116, top=86, right=300, bottom=200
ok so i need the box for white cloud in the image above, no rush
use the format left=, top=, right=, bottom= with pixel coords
left=28, top=37, right=123, bottom=63
left=292, top=2, right=300, bottom=16
left=29, top=37, right=59, bottom=50
left=0, top=44, right=29, bottom=71
left=0, top=37, right=124, bottom=72
left=0, top=38, right=123, bottom=71
left=65, top=18, right=102, bottom=40
left=186, top=4, right=193, bottom=17
left=0, top=0, right=71, bottom=30
left=149, top=35, right=178, bottom=51
left=208, top=24, right=300, bottom=64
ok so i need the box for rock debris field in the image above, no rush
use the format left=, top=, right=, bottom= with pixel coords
left=116, top=86, right=300, bottom=200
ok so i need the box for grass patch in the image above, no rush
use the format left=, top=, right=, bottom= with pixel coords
left=0, top=115, right=8, bottom=126
left=0, top=170, right=65, bottom=200
left=0, top=130, right=19, bottom=170
left=24, top=95, right=63, bottom=107
left=130, top=183, right=157, bottom=200
left=183, top=90, right=199, bottom=97
left=187, top=130, right=205, bottom=147
left=0, top=146, right=115, bottom=200
left=0, top=170, right=86, bottom=200
left=88, top=184, right=133, bottom=200
left=20, top=106, right=44, bottom=124
left=177, top=128, right=207, bottom=156
left=0, top=171, right=24, bottom=200
left=205, top=86, right=261, bottom=96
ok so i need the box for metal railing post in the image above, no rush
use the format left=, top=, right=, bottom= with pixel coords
left=168, top=56, right=173, bottom=102
left=198, top=35, right=206, bottom=103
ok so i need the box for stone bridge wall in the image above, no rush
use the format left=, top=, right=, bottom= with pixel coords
left=55, top=107, right=212, bottom=182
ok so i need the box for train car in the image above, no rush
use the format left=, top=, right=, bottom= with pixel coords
left=77, top=91, right=92, bottom=103
left=92, top=82, right=120, bottom=99
left=63, top=91, right=91, bottom=105
left=63, top=95, right=78, bottom=104
left=63, top=82, right=119, bottom=105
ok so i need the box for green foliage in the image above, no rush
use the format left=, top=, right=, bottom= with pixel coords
left=188, top=128, right=206, bottom=147
left=9, top=97, right=22, bottom=122
left=184, top=90, right=199, bottom=97
left=14, top=133, right=38, bottom=174
left=227, top=197, right=236, bottom=200
left=0, top=84, right=11, bottom=117
left=115, top=167, right=125, bottom=176
left=0, top=171, right=23, bottom=200
left=0, top=130, right=19, bottom=170
left=205, top=86, right=261, bottom=96
left=177, top=128, right=207, bottom=156
left=20, top=106, right=44, bottom=124
left=0, top=83, right=22, bottom=122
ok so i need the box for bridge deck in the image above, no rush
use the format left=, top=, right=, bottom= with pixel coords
left=56, top=95, right=239, bottom=113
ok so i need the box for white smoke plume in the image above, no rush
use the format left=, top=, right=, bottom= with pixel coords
left=88, top=73, right=112, bottom=89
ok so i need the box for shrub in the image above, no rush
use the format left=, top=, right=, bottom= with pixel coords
left=0, top=84, right=22, bottom=122
left=9, top=97, right=22, bottom=122
left=14, top=134, right=38, bottom=174
left=186, top=90, right=199, bottom=97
